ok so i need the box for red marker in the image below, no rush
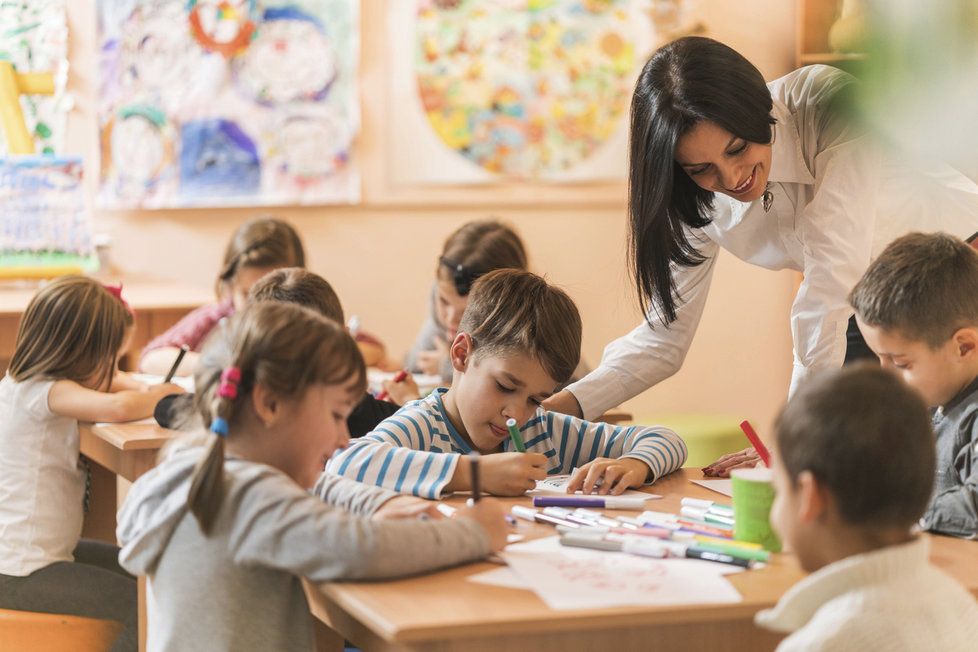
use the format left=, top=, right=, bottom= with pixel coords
left=376, top=369, right=408, bottom=401
left=739, top=420, right=771, bottom=467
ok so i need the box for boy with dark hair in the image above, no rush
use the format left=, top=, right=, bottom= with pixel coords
left=328, top=269, right=686, bottom=497
left=850, top=232, right=978, bottom=538
left=756, top=365, right=978, bottom=650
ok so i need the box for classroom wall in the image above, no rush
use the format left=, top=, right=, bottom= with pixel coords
left=65, top=1, right=798, bottom=434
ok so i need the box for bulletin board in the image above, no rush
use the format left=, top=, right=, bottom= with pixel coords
left=384, top=0, right=654, bottom=191
left=96, top=0, right=360, bottom=209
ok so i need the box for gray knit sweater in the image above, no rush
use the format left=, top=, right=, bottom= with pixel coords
left=117, top=447, right=489, bottom=651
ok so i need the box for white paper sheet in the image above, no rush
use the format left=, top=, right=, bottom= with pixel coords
left=468, top=566, right=529, bottom=590
left=528, top=473, right=660, bottom=499
left=130, top=373, right=195, bottom=393
left=691, top=479, right=734, bottom=498
left=499, top=536, right=743, bottom=610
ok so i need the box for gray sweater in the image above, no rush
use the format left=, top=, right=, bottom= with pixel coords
left=117, top=447, right=489, bottom=651
left=920, top=376, right=978, bottom=539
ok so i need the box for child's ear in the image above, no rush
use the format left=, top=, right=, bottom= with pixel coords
left=450, top=333, right=473, bottom=373
left=250, top=383, right=281, bottom=427
left=952, top=327, right=978, bottom=359
left=795, top=470, right=829, bottom=524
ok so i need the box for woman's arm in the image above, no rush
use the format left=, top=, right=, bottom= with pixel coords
left=789, top=135, right=881, bottom=393
left=551, top=235, right=720, bottom=420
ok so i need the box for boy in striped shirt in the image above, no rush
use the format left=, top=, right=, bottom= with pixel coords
left=327, top=269, right=687, bottom=498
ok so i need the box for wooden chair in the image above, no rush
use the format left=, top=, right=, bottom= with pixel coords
left=0, top=608, right=122, bottom=651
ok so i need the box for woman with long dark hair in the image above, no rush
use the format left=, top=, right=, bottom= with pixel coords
left=545, top=37, right=978, bottom=471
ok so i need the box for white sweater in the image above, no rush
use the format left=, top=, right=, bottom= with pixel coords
left=755, top=537, right=978, bottom=651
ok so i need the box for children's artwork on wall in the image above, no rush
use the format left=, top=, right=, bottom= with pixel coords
left=0, top=156, right=97, bottom=276
left=388, top=0, right=655, bottom=185
left=96, top=0, right=360, bottom=209
left=0, top=0, right=70, bottom=155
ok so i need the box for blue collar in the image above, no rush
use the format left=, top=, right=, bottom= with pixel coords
left=432, top=388, right=474, bottom=453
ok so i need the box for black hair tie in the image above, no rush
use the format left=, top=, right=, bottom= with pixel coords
left=439, top=256, right=482, bottom=296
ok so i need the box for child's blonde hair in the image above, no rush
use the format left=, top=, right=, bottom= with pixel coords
left=438, top=220, right=527, bottom=296
left=8, top=276, right=133, bottom=390
left=187, top=301, right=366, bottom=534
left=248, top=268, right=344, bottom=324
left=216, top=217, right=305, bottom=296
left=458, top=269, right=582, bottom=384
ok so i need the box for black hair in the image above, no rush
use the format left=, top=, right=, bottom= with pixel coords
left=629, top=36, right=775, bottom=325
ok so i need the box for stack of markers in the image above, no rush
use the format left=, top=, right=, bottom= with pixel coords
left=513, top=496, right=768, bottom=569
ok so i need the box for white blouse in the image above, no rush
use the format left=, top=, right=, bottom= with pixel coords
left=567, top=65, right=978, bottom=420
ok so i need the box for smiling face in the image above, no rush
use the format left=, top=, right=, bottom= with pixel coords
left=675, top=120, right=772, bottom=202
left=277, top=382, right=356, bottom=488
left=856, top=318, right=978, bottom=408
left=444, top=336, right=558, bottom=453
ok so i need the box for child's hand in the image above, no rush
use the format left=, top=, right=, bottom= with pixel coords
left=155, top=382, right=186, bottom=396
left=415, top=337, right=449, bottom=376
left=481, top=452, right=548, bottom=496
left=567, top=457, right=650, bottom=495
left=702, top=447, right=762, bottom=477
left=456, top=498, right=509, bottom=552
left=381, top=373, right=421, bottom=405
left=372, top=495, right=445, bottom=521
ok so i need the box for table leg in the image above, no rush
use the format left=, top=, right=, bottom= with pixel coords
left=81, top=456, right=118, bottom=543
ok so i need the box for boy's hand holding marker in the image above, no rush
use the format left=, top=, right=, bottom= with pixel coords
left=472, top=451, right=549, bottom=496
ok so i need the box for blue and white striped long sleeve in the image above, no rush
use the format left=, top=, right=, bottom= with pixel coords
left=326, top=389, right=687, bottom=498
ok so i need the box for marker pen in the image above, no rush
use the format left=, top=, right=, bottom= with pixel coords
left=506, top=417, right=526, bottom=452
left=532, top=495, right=650, bottom=510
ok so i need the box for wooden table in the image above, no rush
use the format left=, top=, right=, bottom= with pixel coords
left=79, top=422, right=177, bottom=543
left=0, top=275, right=213, bottom=372
left=306, top=469, right=978, bottom=652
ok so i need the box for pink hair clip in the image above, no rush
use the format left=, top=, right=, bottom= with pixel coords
left=102, top=283, right=133, bottom=315
left=218, top=366, right=242, bottom=400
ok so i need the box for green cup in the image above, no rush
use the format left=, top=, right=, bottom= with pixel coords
left=731, top=467, right=782, bottom=552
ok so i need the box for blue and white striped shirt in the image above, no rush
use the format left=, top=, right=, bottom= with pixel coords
left=327, top=389, right=687, bottom=498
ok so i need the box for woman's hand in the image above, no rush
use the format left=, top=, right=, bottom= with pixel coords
left=567, top=457, right=651, bottom=495
left=372, top=495, right=445, bottom=521
left=542, top=390, right=583, bottom=418
left=702, top=447, right=762, bottom=477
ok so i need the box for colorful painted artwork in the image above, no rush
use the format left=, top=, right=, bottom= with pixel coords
left=97, top=0, right=359, bottom=209
left=0, top=156, right=94, bottom=258
left=412, top=0, right=652, bottom=179
left=0, top=0, right=69, bottom=155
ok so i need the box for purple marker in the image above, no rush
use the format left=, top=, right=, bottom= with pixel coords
left=532, top=495, right=650, bottom=510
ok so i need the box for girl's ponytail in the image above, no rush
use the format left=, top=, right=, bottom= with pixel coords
left=187, top=366, right=242, bottom=535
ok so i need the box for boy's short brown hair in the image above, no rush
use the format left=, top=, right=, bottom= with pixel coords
left=850, top=232, right=978, bottom=347
left=247, top=268, right=344, bottom=324
left=458, top=269, right=581, bottom=384
left=776, top=364, right=935, bottom=530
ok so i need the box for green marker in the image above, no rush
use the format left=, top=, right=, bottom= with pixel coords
left=689, top=542, right=770, bottom=564
left=506, top=418, right=526, bottom=452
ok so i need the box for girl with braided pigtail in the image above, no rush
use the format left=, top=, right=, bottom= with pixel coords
left=118, top=302, right=508, bottom=651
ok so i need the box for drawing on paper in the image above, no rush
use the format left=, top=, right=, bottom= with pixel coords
left=97, top=0, right=360, bottom=208
left=413, top=0, right=652, bottom=179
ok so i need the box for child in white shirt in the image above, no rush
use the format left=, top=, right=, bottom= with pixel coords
left=0, top=276, right=183, bottom=652
left=755, top=365, right=978, bottom=650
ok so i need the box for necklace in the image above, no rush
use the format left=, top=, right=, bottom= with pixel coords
left=762, top=183, right=774, bottom=212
